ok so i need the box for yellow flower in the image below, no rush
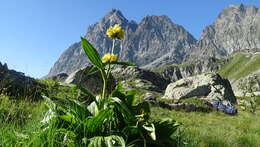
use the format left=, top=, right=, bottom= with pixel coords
left=102, top=53, right=118, bottom=63
left=106, top=24, right=125, bottom=40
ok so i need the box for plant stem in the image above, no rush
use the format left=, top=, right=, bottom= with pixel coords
left=111, top=40, right=115, bottom=54
left=101, top=70, right=107, bottom=100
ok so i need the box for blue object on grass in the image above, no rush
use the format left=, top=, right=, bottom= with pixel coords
left=212, top=99, right=237, bottom=115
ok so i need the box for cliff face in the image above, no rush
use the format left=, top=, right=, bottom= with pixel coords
left=47, top=9, right=196, bottom=77
left=186, top=4, right=260, bottom=60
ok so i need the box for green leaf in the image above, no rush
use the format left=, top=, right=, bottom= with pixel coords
left=110, top=61, right=136, bottom=66
left=80, top=37, right=104, bottom=70
left=125, top=90, right=138, bottom=107
left=153, top=119, right=180, bottom=140
left=87, top=101, right=99, bottom=116
left=88, top=66, right=99, bottom=74
left=88, top=135, right=126, bottom=147
left=59, top=115, right=76, bottom=124
left=109, top=97, right=135, bottom=123
left=84, top=108, right=113, bottom=134
left=143, top=123, right=156, bottom=141
left=78, top=85, right=95, bottom=100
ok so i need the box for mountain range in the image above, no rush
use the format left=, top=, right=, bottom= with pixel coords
left=47, top=4, right=260, bottom=77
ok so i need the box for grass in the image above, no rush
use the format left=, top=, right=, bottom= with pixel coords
left=0, top=95, right=46, bottom=146
left=218, top=53, right=260, bottom=80
left=0, top=80, right=73, bottom=146
left=151, top=107, right=260, bottom=147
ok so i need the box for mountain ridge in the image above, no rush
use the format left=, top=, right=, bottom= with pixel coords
left=47, top=8, right=196, bottom=77
left=47, top=4, right=260, bottom=77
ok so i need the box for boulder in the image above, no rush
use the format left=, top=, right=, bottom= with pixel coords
left=48, top=73, right=68, bottom=82
left=64, top=66, right=116, bottom=94
left=0, top=62, right=45, bottom=100
left=112, top=66, right=170, bottom=92
left=163, top=73, right=236, bottom=104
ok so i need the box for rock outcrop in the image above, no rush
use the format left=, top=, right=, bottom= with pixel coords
left=0, top=62, right=45, bottom=100
left=64, top=66, right=116, bottom=94
left=163, top=73, right=236, bottom=104
left=47, top=73, right=68, bottom=82
left=233, top=71, right=260, bottom=96
left=112, top=66, right=170, bottom=92
left=47, top=9, right=196, bottom=77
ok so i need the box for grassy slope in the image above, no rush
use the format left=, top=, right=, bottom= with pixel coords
left=151, top=107, right=260, bottom=147
left=218, top=53, right=260, bottom=80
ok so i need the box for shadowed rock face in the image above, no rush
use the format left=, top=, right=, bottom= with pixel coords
left=186, top=4, right=260, bottom=60
left=47, top=9, right=196, bottom=77
left=112, top=66, right=170, bottom=92
left=64, top=66, right=116, bottom=94
left=0, top=62, right=45, bottom=100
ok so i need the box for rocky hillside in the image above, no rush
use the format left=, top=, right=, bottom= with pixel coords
left=0, top=62, right=45, bottom=100
left=153, top=57, right=230, bottom=82
left=186, top=4, right=260, bottom=60
left=218, top=52, right=260, bottom=96
left=47, top=9, right=196, bottom=77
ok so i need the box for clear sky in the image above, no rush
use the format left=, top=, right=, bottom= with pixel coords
left=0, top=0, right=259, bottom=78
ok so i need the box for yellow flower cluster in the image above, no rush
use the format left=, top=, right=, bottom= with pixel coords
left=106, top=24, right=125, bottom=40
left=102, top=53, right=118, bottom=63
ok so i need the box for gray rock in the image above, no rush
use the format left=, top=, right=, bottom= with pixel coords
left=112, top=66, right=170, bottom=92
left=47, top=73, right=68, bottom=82
left=163, top=73, right=236, bottom=104
left=64, top=66, right=116, bottom=94
left=233, top=70, right=260, bottom=96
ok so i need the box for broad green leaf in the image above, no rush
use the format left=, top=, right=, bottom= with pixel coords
left=81, top=37, right=104, bottom=70
left=143, top=123, right=156, bottom=141
left=88, top=135, right=126, bottom=147
left=85, top=108, right=113, bottom=134
left=109, top=97, right=135, bottom=123
left=125, top=90, right=138, bottom=106
left=87, top=101, right=99, bottom=116
left=153, top=119, right=180, bottom=140
left=59, top=115, right=77, bottom=124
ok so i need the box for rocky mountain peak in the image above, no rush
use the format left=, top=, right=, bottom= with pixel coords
left=186, top=4, right=260, bottom=61
left=100, top=9, right=128, bottom=26
left=47, top=9, right=196, bottom=77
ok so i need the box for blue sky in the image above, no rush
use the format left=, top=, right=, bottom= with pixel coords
left=0, top=0, right=259, bottom=78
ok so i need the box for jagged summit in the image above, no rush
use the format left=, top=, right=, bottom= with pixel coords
left=185, top=4, right=260, bottom=61
left=47, top=9, right=196, bottom=77
left=48, top=4, right=260, bottom=77
left=100, top=9, right=129, bottom=26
